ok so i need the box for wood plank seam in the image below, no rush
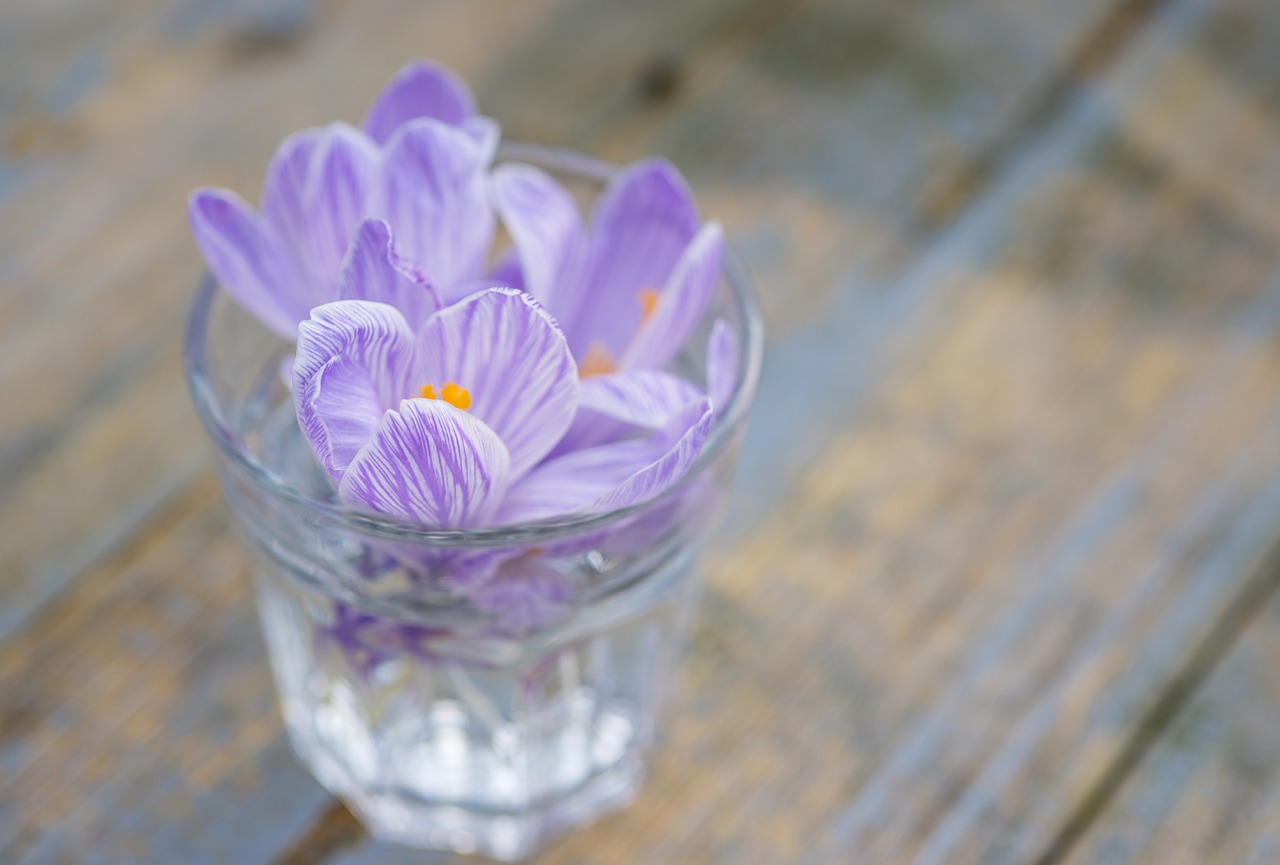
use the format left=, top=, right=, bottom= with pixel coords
left=905, top=398, right=1280, bottom=865
left=0, top=460, right=204, bottom=644
left=781, top=1, right=1280, bottom=860
left=268, top=800, right=364, bottom=865
left=916, top=0, right=1172, bottom=231
left=1030, top=532, right=1280, bottom=865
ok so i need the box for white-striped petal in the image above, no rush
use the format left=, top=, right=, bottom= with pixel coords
left=339, top=399, right=511, bottom=527
left=417, top=288, right=578, bottom=478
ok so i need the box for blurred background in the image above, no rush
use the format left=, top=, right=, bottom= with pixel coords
left=6, top=0, right=1280, bottom=863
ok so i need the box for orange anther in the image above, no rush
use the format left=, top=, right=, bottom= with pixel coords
left=419, top=381, right=472, bottom=410
left=441, top=382, right=472, bottom=410
left=579, top=341, right=618, bottom=378
left=639, top=287, right=661, bottom=324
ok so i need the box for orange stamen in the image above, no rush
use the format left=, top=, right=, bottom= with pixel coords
left=638, top=287, right=661, bottom=324
left=419, top=381, right=471, bottom=410
left=579, top=341, right=618, bottom=378
left=440, top=382, right=472, bottom=410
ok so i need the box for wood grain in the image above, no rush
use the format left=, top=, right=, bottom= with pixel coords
left=6, top=0, right=1280, bottom=862
left=1061, top=588, right=1280, bottom=865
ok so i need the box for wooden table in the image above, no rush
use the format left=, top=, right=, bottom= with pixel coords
left=5, top=0, right=1280, bottom=862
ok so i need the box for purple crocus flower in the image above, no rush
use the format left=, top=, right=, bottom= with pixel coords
left=189, top=61, right=497, bottom=339
left=492, top=159, right=725, bottom=451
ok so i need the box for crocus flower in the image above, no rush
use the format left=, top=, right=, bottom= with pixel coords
left=189, top=61, right=497, bottom=339
left=492, top=159, right=724, bottom=451
left=292, top=287, right=714, bottom=530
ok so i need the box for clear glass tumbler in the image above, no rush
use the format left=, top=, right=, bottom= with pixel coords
left=184, top=145, right=762, bottom=860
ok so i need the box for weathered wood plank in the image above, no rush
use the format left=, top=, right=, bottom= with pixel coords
left=0, top=478, right=337, bottom=864
left=1061, top=588, right=1280, bottom=865
left=9, top=0, right=1280, bottom=863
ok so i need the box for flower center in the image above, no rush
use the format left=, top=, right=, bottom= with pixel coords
left=420, top=381, right=472, bottom=410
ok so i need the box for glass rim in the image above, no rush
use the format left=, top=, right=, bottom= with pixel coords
left=183, top=142, right=764, bottom=548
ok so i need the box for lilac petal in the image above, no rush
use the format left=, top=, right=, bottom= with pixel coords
left=339, top=399, right=511, bottom=527
left=497, top=437, right=659, bottom=523
left=379, top=544, right=510, bottom=591
left=296, top=355, right=385, bottom=478
left=462, top=116, right=501, bottom=165
left=294, top=301, right=418, bottom=477
left=361, top=60, right=476, bottom=145
left=603, top=470, right=719, bottom=556
left=556, top=369, right=704, bottom=453
left=437, top=276, right=518, bottom=306
left=569, top=159, right=702, bottom=357
left=498, top=397, right=711, bottom=523
left=261, top=124, right=382, bottom=289
left=381, top=119, right=493, bottom=291
left=491, top=163, right=584, bottom=311
left=308, top=125, right=384, bottom=282
left=466, top=555, right=576, bottom=636
left=340, top=219, right=443, bottom=327
left=578, top=370, right=703, bottom=429
left=593, top=398, right=713, bottom=512
left=444, top=547, right=518, bottom=590
left=260, top=128, right=322, bottom=258
left=417, top=287, right=578, bottom=478
left=706, top=317, right=739, bottom=414
left=622, top=222, right=724, bottom=370
left=188, top=188, right=307, bottom=339
left=487, top=249, right=527, bottom=293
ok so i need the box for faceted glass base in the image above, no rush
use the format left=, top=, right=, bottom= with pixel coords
left=298, top=729, right=644, bottom=860
left=254, top=544, right=695, bottom=860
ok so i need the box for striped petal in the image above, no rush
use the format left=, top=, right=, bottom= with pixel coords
left=294, top=301, right=418, bottom=478
left=557, top=369, right=704, bottom=453
left=266, top=124, right=382, bottom=291
left=339, top=399, right=511, bottom=528
left=381, top=119, right=493, bottom=296
left=260, top=128, right=322, bottom=267
left=578, top=369, right=703, bottom=429
left=417, top=288, right=578, bottom=478
left=593, top=398, right=713, bottom=512
left=499, top=397, right=712, bottom=523
left=496, top=437, right=658, bottom=523
left=491, top=162, right=584, bottom=313
left=339, top=219, right=442, bottom=328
